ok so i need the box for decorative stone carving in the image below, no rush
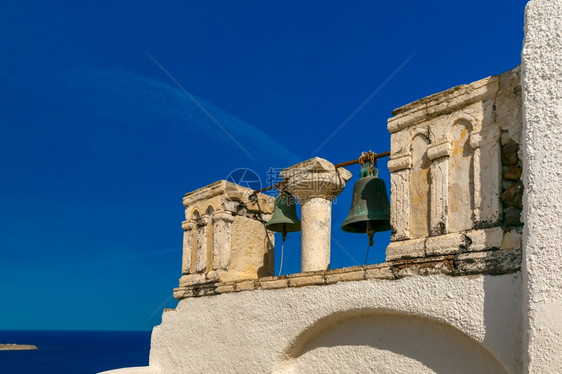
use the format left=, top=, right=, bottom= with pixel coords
left=474, top=125, right=501, bottom=227
left=177, top=180, right=275, bottom=293
left=386, top=71, right=518, bottom=260
left=196, top=216, right=210, bottom=273
left=447, top=120, right=474, bottom=233
left=390, top=169, right=410, bottom=240
left=212, top=210, right=233, bottom=270
left=409, top=134, right=431, bottom=238
left=181, top=220, right=196, bottom=274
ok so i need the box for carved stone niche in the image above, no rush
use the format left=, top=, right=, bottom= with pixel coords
left=178, top=180, right=275, bottom=290
left=385, top=71, right=519, bottom=261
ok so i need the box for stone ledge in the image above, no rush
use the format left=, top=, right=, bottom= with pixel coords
left=173, top=246, right=520, bottom=300
left=454, top=249, right=521, bottom=275
left=387, top=238, right=426, bottom=260
left=388, top=227, right=506, bottom=260
left=235, top=280, right=258, bottom=292
left=259, top=278, right=289, bottom=290
left=392, top=255, right=455, bottom=278
left=426, top=233, right=465, bottom=256
left=388, top=75, right=499, bottom=133
left=288, top=274, right=325, bottom=288
left=325, top=269, right=365, bottom=284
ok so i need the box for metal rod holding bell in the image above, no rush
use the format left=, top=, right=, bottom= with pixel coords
left=251, top=151, right=390, bottom=196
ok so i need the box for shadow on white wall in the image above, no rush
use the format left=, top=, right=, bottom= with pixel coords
left=274, top=309, right=508, bottom=374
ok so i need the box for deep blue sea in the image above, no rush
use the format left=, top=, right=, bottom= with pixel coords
left=0, top=330, right=151, bottom=374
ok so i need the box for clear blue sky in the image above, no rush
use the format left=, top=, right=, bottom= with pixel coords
left=0, top=1, right=527, bottom=330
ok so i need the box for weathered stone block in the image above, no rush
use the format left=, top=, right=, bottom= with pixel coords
left=205, top=270, right=220, bottom=283
left=259, top=278, right=289, bottom=290
left=173, top=284, right=218, bottom=300
left=426, top=233, right=464, bottom=256
left=215, top=284, right=236, bottom=294
left=465, top=227, right=504, bottom=252
left=496, top=67, right=522, bottom=144
left=503, top=165, right=522, bottom=181
left=502, top=180, right=514, bottom=190
left=455, top=250, right=521, bottom=275
left=504, top=207, right=522, bottom=227
left=386, top=238, right=425, bottom=260
left=235, top=280, right=258, bottom=292
left=173, top=288, right=187, bottom=300
left=325, top=269, right=365, bottom=284
left=501, top=142, right=519, bottom=165
left=392, top=258, right=454, bottom=278
left=501, top=230, right=522, bottom=250
left=364, top=266, right=395, bottom=280
left=501, top=182, right=523, bottom=208
left=223, top=215, right=274, bottom=282
left=178, top=274, right=207, bottom=287
left=288, top=275, right=325, bottom=288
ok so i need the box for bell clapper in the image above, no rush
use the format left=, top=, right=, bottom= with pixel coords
left=366, top=220, right=375, bottom=247
left=364, top=221, right=376, bottom=265
left=278, top=225, right=287, bottom=276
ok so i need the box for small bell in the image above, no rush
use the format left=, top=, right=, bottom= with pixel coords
left=265, top=190, right=301, bottom=241
left=341, top=161, right=391, bottom=246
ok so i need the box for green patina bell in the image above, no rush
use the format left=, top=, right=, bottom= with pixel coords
left=265, top=190, right=301, bottom=240
left=341, top=162, right=391, bottom=245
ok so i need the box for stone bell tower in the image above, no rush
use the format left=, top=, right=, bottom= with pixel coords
left=175, top=180, right=275, bottom=298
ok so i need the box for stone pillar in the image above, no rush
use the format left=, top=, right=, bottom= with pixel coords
left=196, top=216, right=210, bottom=273
left=521, top=1, right=562, bottom=372
left=427, top=141, right=451, bottom=235
left=388, top=155, right=412, bottom=241
left=181, top=220, right=196, bottom=274
left=212, top=210, right=233, bottom=270
left=471, top=126, right=502, bottom=227
left=282, top=157, right=351, bottom=272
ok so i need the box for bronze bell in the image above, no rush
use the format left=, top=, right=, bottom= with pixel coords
left=341, top=162, right=391, bottom=245
left=265, top=190, right=301, bottom=240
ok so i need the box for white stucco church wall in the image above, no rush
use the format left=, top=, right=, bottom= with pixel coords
left=101, top=1, right=562, bottom=373
left=521, top=0, right=562, bottom=372
left=150, top=274, right=520, bottom=373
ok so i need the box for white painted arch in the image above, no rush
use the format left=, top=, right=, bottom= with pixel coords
left=274, top=309, right=508, bottom=374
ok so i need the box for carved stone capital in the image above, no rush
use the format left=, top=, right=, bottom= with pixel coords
left=196, top=217, right=209, bottom=227
left=427, top=141, right=452, bottom=160
left=282, top=157, right=351, bottom=201
left=181, top=220, right=197, bottom=231
left=388, top=155, right=413, bottom=172
left=469, top=132, right=482, bottom=149
left=212, top=210, right=234, bottom=224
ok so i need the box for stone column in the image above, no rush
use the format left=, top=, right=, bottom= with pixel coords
left=470, top=126, right=501, bottom=227
left=195, top=217, right=209, bottom=273
left=388, top=155, right=412, bottom=240
left=282, top=157, right=351, bottom=272
left=212, top=210, right=233, bottom=270
left=521, top=1, right=562, bottom=372
left=427, top=141, right=451, bottom=235
left=181, top=220, right=196, bottom=274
